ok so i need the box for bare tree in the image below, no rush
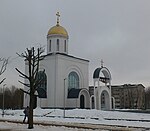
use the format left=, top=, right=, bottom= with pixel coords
left=145, top=87, right=150, bottom=109
left=4, top=87, right=12, bottom=109
left=10, top=85, right=23, bottom=109
left=0, top=58, right=8, bottom=85
left=16, top=47, right=44, bottom=129
left=0, top=85, right=23, bottom=109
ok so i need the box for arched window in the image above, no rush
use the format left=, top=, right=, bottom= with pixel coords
left=64, top=40, right=66, bottom=52
left=57, top=39, right=59, bottom=51
left=36, top=71, right=47, bottom=98
left=49, top=40, right=51, bottom=52
left=68, top=71, right=79, bottom=90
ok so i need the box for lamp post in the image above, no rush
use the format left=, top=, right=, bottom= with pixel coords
left=63, top=78, right=66, bottom=118
left=2, top=84, right=6, bottom=117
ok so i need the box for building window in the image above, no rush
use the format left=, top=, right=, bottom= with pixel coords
left=49, top=40, right=51, bottom=52
left=68, top=71, right=79, bottom=90
left=64, top=40, right=66, bottom=52
left=57, top=39, right=59, bottom=51
left=36, top=71, right=47, bottom=98
left=101, top=92, right=105, bottom=105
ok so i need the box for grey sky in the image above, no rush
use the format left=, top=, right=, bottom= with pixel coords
left=0, top=0, right=150, bottom=87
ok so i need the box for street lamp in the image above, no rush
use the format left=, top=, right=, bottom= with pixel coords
left=2, top=84, right=6, bottom=117
left=63, top=78, right=66, bottom=118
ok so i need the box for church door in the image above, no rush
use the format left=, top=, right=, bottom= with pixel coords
left=80, top=95, right=85, bottom=109
left=91, top=97, right=95, bottom=109
left=101, top=90, right=109, bottom=110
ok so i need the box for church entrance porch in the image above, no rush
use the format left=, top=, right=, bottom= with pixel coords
left=93, top=65, right=112, bottom=110
left=78, top=89, right=90, bottom=109
left=67, top=88, right=90, bottom=109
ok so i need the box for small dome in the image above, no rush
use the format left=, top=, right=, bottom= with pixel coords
left=47, top=24, right=68, bottom=38
left=93, top=67, right=111, bottom=81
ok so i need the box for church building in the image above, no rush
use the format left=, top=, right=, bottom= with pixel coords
left=24, top=12, right=112, bottom=110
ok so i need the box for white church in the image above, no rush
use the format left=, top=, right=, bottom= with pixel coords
left=24, top=12, right=112, bottom=110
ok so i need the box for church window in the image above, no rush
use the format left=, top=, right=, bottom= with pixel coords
left=57, top=39, right=59, bottom=51
left=36, top=71, right=47, bottom=98
left=64, top=40, right=66, bottom=52
left=68, top=71, right=79, bottom=90
left=49, top=40, right=51, bottom=52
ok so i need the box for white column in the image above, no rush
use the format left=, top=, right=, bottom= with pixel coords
left=98, top=80, right=101, bottom=110
left=109, top=81, right=112, bottom=110
left=63, top=78, right=66, bottom=118
left=94, top=80, right=96, bottom=109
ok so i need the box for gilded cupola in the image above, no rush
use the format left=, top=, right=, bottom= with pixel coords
left=47, top=12, right=68, bottom=38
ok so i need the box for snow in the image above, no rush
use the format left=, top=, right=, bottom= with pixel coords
left=0, top=108, right=150, bottom=130
left=0, top=122, right=97, bottom=131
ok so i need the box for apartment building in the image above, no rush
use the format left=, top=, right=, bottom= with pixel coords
left=111, top=84, right=145, bottom=109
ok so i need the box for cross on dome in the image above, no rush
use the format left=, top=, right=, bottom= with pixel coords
left=101, top=59, right=104, bottom=67
left=56, top=12, right=60, bottom=26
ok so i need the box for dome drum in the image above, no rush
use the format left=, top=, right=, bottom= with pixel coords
left=47, top=13, right=69, bottom=54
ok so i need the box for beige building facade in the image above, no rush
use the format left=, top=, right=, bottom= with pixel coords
left=111, top=84, right=145, bottom=109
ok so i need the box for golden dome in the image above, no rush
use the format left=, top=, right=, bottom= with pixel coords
left=47, top=24, right=68, bottom=37
left=47, top=12, right=68, bottom=37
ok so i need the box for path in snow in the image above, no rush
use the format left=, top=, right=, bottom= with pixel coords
left=0, top=121, right=110, bottom=131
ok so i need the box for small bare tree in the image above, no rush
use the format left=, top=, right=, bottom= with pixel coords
left=145, top=87, right=150, bottom=109
left=16, top=47, right=44, bottom=129
left=0, top=58, right=8, bottom=84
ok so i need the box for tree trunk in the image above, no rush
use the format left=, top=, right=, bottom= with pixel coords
left=28, top=91, right=34, bottom=129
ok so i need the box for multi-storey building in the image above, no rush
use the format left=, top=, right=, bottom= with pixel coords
left=111, top=84, right=145, bottom=109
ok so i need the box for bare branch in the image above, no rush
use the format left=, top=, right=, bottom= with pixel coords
left=0, top=58, right=8, bottom=76
left=20, top=88, right=30, bottom=95
left=18, top=80, right=30, bottom=87
left=19, top=75, right=27, bottom=79
left=20, top=88, right=38, bottom=97
left=15, top=68, right=29, bottom=79
left=0, top=78, right=6, bottom=85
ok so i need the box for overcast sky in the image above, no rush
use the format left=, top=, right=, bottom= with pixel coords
left=0, top=0, right=150, bottom=88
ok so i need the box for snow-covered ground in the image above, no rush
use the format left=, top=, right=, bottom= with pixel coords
left=0, top=121, right=104, bottom=131
left=0, top=108, right=150, bottom=130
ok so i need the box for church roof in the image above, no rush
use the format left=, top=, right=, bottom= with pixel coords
left=67, top=88, right=81, bottom=98
left=93, top=67, right=101, bottom=78
left=93, top=67, right=111, bottom=79
left=44, top=52, right=89, bottom=62
left=111, top=84, right=145, bottom=89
